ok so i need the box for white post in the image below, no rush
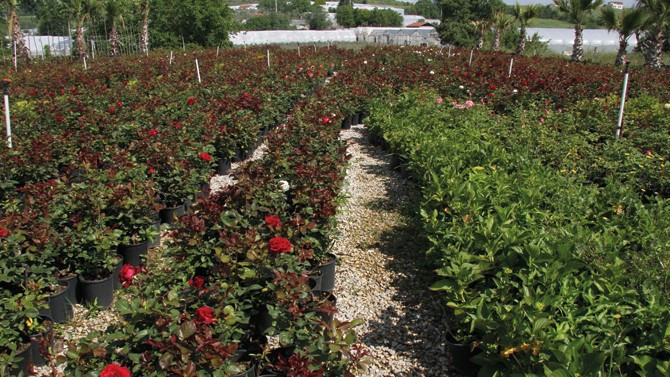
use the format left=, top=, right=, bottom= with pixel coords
left=448, top=45, right=451, bottom=57
left=13, top=41, right=17, bottom=71
left=83, top=56, right=87, bottom=70
left=3, top=81, right=11, bottom=148
left=91, top=40, right=95, bottom=59
left=469, top=49, right=473, bottom=66
left=298, top=44, right=300, bottom=56
left=267, top=49, right=270, bottom=68
left=216, top=45, right=220, bottom=57
left=169, top=50, right=173, bottom=65
left=314, top=44, right=316, bottom=52
left=195, top=55, right=201, bottom=83
left=182, top=36, right=185, bottom=51
left=439, top=46, right=443, bottom=53
left=508, top=57, right=514, bottom=78
left=616, top=62, right=631, bottom=139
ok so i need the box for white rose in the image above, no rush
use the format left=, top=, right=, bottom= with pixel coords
left=363, top=60, right=368, bottom=65
left=278, top=180, right=290, bottom=192
left=430, top=71, right=435, bottom=75
left=512, top=89, right=518, bottom=94
left=459, top=85, right=464, bottom=90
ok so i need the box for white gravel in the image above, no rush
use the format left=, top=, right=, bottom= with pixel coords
left=333, top=124, right=456, bottom=377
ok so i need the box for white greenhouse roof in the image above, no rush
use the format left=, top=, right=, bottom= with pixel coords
left=526, top=28, right=637, bottom=52
left=230, top=30, right=357, bottom=45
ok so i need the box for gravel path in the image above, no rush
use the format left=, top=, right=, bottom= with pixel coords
left=334, top=124, right=454, bottom=377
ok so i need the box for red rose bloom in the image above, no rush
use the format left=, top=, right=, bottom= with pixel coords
left=268, top=237, right=292, bottom=253
left=119, top=264, right=139, bottom=288
left=321, top=117, right=331, bottom=125
left=108, top=106, right=116, bottom=114
left=195, top=306, right=215, bottom=324
left=265, top=215, right=281, bottom=228
left=199, top=152, right=212, bottom=162
left=188, top=276, right=205, bottom=288
left=55, top=115, right=64, bottom=123
left=148, top=129, right=158, bottom=136
left=148, top=166, right=156, bottom=174
left=187, top=97, right=196, bottom=106
left=0, top=228, right=9, bottom=237
left=100, top=364, right=131, bottom=377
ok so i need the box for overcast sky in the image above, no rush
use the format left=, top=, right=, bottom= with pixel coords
left=502, top=0, right=639, bottom=6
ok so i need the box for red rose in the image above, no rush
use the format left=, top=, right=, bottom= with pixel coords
left=148, top=166, right=156, bottom=174
left=0, top=228, right=9, bottom=237
left=108, top=106, right=116, bottom=114
left=149, top=129, right=158, bottom=136
left=55, top=115, right=64, bottom=122
left=100, top=364, right=131, bottom=377
left=172, top=121, right=183, bottom=129
left=119, top=264, right=139, bottom=288
left=268, top=237, right=292, bottom=253
left=187, top=97, right=195, bottom=106
left=265, top=215, right=281, bottom=228
left=199, top=152, right=212, bottom=162
left=188, top=276, right=205, bottom=288
left=195, top=306, right=215, bottom=324
left=29, top=90, right=37, bottom=96
left=321, top=117, right=331, bottom=125
left=242, top=93, right=250, bottom=99
left=117, top=101, right=123, bottom=106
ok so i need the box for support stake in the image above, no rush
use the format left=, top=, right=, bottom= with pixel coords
left=616, top=62, right=631, bottom=140
left=195, top=55, right=201, bottom=83
left=508, top=57, right=514, bottom=77
left=3, top=79, right=12, bottom=148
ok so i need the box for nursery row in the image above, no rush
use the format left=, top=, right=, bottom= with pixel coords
left=366, top=89, right=670, bottom=376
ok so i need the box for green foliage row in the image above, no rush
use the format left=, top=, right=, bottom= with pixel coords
left=366, top=90, right=670, bottom=376
left=335, top=5, right=403, bottom=28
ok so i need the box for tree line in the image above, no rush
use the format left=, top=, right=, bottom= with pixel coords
left=438, top=0, right=669, bottom=68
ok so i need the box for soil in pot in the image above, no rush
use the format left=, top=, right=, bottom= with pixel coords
left=317, top=254, right=336, bottom=292
left=159, top=204, right=186, bottom=224
left=118, top=241, right=148, bottom=267
left=29, top=315, right=54, bottom=367
left=79, top=272, right=114, bottom=309
left=48, top=281, right=73, bottom=323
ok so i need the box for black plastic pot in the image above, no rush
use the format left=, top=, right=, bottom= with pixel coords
left=216, top=157, right=232, bottom=175
left=309, top=272, right=323, bottom=292
left=148, top=217, right=161, bottom=249
left=48, top=281, right=73, bottom=323
left=79, top=273, right=114, bottom=309
left=317, top=254, right=336, bottom=292
left=119, top=241, right=148, bottom=267
left=159, top=204, right=186, bottom=224
left=11, top=340, right=32, bottom=375
left=184, top=198, right=193, bottom=213
left=29, top=315, right=54, bottom=367
left=445, top=333, right=480, bottom=376
left=112, top=255, right=123, bottom=290
left=254, top=304, right=273, bottom=335
left=351, top=113, right=360, bottom=125
left=58, top=274, right=79, bottom=306
left=232, top=362, right=256, bottom=377
left=341, top=115, right=351, bottom=130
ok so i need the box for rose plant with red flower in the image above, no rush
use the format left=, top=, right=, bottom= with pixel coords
left=100, top=364, right=131, bottom=377
left=195, top=306, right=216, bottom=324
left=269, top=236, right=292, bottom=253
left=265, top=215, right=281, bottom=229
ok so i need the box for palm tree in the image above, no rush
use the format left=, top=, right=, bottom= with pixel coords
left=601, top=7, right=646, bottom=66
left=4, top=0, right=30, bottom=62
left=492, top=11, right=514, bottom=51
left=553, top=0, right=604, bottom=62
left=67, top=0, right=103, bottom=57
left=137, top=0, right=149, bottom=54
left=106, top=0, right=124, bottom=56
left=512, top=3, right=539, bottom=55
left=470, top=19, right=491, bottom=50
left=638, top=0, right=670, bottom=68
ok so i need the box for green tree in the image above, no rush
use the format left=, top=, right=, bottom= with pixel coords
left=638, top=0, right=670, bottom=68
left=307, top=8, right=331, bottom=30
left=336, top=5, right=355, bottom=28
left=4, top=0, right=31, bottom=60
left=601, top=7, right=646, bottom=66
left=244, top=13, right=293, bottom=30
left=407, top=0, right=440, bottom=19
left=136, top=0, right=149, bottom=53
left=492, top=11, right=513, bottom=51
left=35, top=0, right=70, bottom=35
left=511, top=2, right=539, bottom=54
left=66, top=0, right=103, bottom=57
left=437, top=0, right=504, bottom=47
left=553, top=0, right=604, bottom=62
left=105, top=0, right=124, bottom=56
left=258, top=0, right=289, bottom=13
left=148, top=0, right=234, bottom=48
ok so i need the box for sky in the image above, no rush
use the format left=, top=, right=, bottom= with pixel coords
left=502, top=0, right=639, bottom=5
